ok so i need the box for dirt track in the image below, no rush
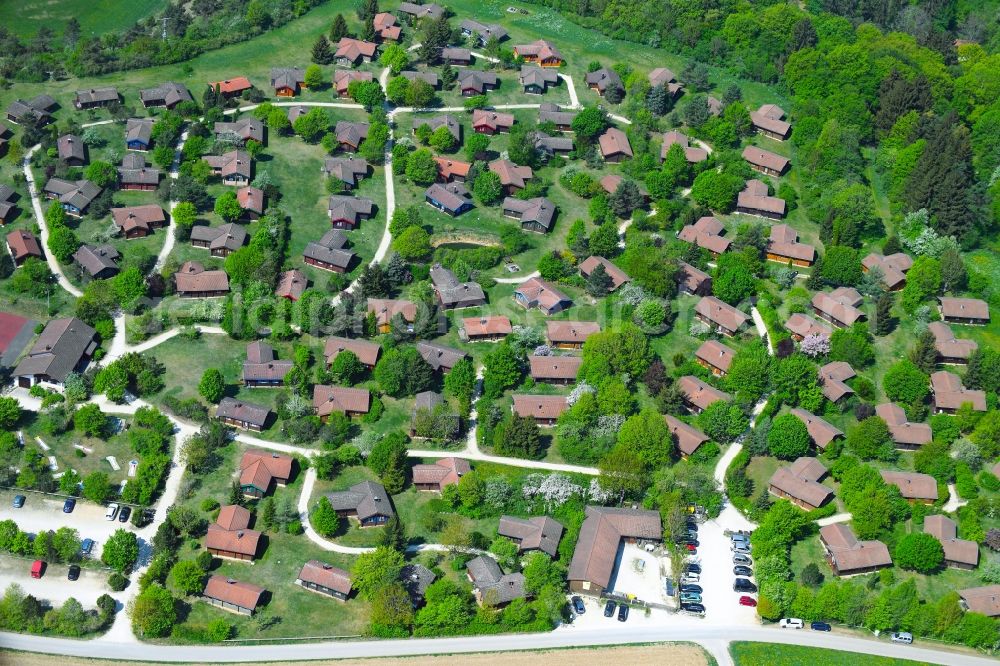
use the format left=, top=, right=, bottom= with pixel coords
left=0, top=642, right=709, bottom=666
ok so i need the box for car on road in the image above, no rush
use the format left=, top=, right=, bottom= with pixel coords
left=811, top=621, right=832, bottom=632
left=679, top=584, right=702, bottom=594
left=62, top=498, right=75, bottom=513
left=118, top=506, right=132, bottom=523
left=12, top=495, right=25, bottom=508
left=733, top=565, right=753, bottom=577
left=680, top=592, right=702, bottom=603
left=680, top=603, right=706, bottom=615
left=67, top=565, right=80, bottom=581
left=571, top=596, right=585, bottom=615
left=617, top=604, right=629, bottom=622
left=739, top=596, right=757, bottom=607
left=734, top=578, right=757, bottom=593
left=779, top=618, right=804, bottom=629
left=890, top=632, right=913, bottom=644
left=684, top=563, right=702, bottom=574
left=105, top=503, right=119, bottom=521
left=733, top=554, right=752, bottom=566
left=604, top=600, right=616, bottom=617
left=80, top=538, right=94, bottom=556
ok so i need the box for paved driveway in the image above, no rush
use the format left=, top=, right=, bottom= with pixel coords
left=693, top=504, right=759, bottom=626
left=0, top=556, right=112, bottom=607
left=607, top=542, right=669, bottom=604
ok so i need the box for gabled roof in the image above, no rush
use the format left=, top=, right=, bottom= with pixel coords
left=203, top=575, right=264, bottom=609
left=695, top=339, right=735, bottom=373
left=875, top=403, right=932, bottom=446
left=648, top=68, right=676, bottom=87
left=514, top=39, right=563, bottom=62
left=742, top=145, right=789, bottom=172
left=664, top=415, right=710, bottom=456
left=568, top=506, right=662, bottom=589
left=502, top=197, right=555, bottom=231
left=412, top=457, right=471, bottom=488
left=528, top=354, right=582, bottom=381
left=334, top=69, right=373, bottom=95
left=217, top=398, right=271, bottom=428
left=237, top=186, right=265, bottom=215
left=216, top=504, right=251, bottom=531
left=425, top=182, right=472, bottom=212
left=240, top=450, right=294, bottom=485
left=125, top=118, right=154, bottom=145
left=43, top=177, right=101, bottom=211
left=661, top=130, right=707, bottom=162
left=324, top=336, right=381, bottom=367
left=6, top=230, right=41, bottom=262
left=72, top=244, right=120, bottom=277
left=327, top=195, right=374, bottom=225
left=768, top=466, right=833, bottom=508
left=57, top=134, right=85, bottom=162
left=520, top=66, right=559, bottom=88
left=327, top=480, right=395, bottom=521
left=414, top=114, right=462, bottom=141
left=785, top=313, right=832, bottom=340
left=434, top=157, right=471, bottom=180
left=790, top=408, right=842, bottom=449
left=190, top=223, right=247, bottom=253
left=931, top=370, right=987, bottom=411
left=545, top=320, right=600, bottom=345
left=203, top=150, right=252, bottom=179
left=678, top=262, right=711, bottom=293
left=880, top=470, right=938, bottom=501
left=442, top=47, right=472, bottom=61
left=429, top=264, right=485, bottom=306
left=812, top=292, right=864, bottom=326
left=74, top=87, right=119, bottom=105
left=579, top=256, right=629, bottom=290
left=402, top=70, right=439, bottom=87
left=471, top=108, right=514, bottom=131
left=399, top=2, right=444, bottom=19
left=205, top=523, right=262, bottom=557
left=313, top=385, right=372, bottom=417
left=118, top=153, right=161, bottom=186
left=298, top=561, right=352, bottom=595
left=367, top=298, right=417, bottom=326
left=304, top=229, right=354, bottom=269
left=214, top=117, right=265, bottom=143
left=768, top=224, right=814, bottom=262
left=111, top=205, right=165, bottom=234
left=275, top=269, right=307, bottom=301
left=512, top=394, right=568, bottom=420
left=515, top=277, right=571, bottom=312
left=750, top=104, right=791, bottom=136
left=959, top=586, right=1000, bottom=617
left=538, top=103, right=578, bottom=127
left=862, top=253, right=912, bottom=289
left=819, top=523, right=892, bottom=572
left=335, top=121, right=369, bottom=147
left=927, top=321, right=977, bottom=360
left=464, top=316, right=512, bottom=338
left=818, top=361, right=855, bottom=401
left=460, top=19, right=508, bottom=41
left=679, top=216, right=730, bottom=254
left=737, top=179, right=785, bottom=215
left=140, top=82, right=192, bottom=107
left=585, top=68, right=622, bottom=93
left=939, top=297, right=989, bottom=321
left=416, top=341, right=467, bottom=371
left=598, top=127, right=632, bottom=158
left=457, top=69, right=499, bottom=93
left=175, top=261, right=229, bottom=294
left=695, top=296, right=749, bottom=331
left=270, top=67, right=305, bottom=90
left=208, top=77, right=253, bottom=95
left=677, top=375, right=731, bottom=411
left=373, top=12, right=401, bottom=40
left=498, top=515, right=564, bottom=557
left=13, top=317, right=97, bottom=382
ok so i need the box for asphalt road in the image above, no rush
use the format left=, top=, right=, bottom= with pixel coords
left=0, top=624, right=994, bottom=665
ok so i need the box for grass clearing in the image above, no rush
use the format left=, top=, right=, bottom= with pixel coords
left=0, top=0, right=166, bottom=39
left=730, top=642, right=933, bottom=666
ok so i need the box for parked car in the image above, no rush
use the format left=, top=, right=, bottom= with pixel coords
left=680, top=592, right=702, bottom=603
left=571, top=596, right=585, bottom=615
left=686, top=521, right=698, bottom=532
left=12, top=495, right=25, bottom=508
left=617, top=604, right=629, bottom=622
left=733, top=578, right=757, bottom=593
left=105, top=503, right=119, bottom=521
left=779, top=618, right=804, bottom=629
left=685, top=544, right=697, bottom=553
left=733, top=565, right=753, bottom=577
left=682, top=573, right=700, bottom=584
left=680, top=603, right=706, bottom=615
left=80, top=538, right=94, bottom=556
left=731, top=533, right=749, bottom=544
left=682, top=538, right=700, bottom=547
left=731, top=543, right=751, bottom=555
left=733, top=554, right=752, bottom=566
left=684, top=563, right=702, bottom=575
left=62, top=498, right=75, bottom=513
left=739, top=596, right=757, bottom=607
left=67, top=565, right=80, bottom=581
left=604, top=600, right=616, bottom=617
left=118, top=506, right=132, bottom=523
left=30, top=560, right=45, bottom=579
left=811, top=621, right=832, bottom=632
left=680, top=584, right=702, bottom=594
left=890, top=632, right=913, bottom=644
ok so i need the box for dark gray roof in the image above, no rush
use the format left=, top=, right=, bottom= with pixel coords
left=413, top=390, right=444, bottom=413
left=538, top=103, right=577, bottom=126
left=498, top=515, right=564, bottom=557
left=270, top=67, right=305, bottom=90
left=413, top=114, right=461, bottom=141
left=322, top=157, right=368, bottom=185
left=216, top=397, right=271, bottom=427
left=57, top=134, right=85, bottom=162
left=585, top=68, right=623, bottom=93
left=466, top=555, right=527, bottom=604
left=118, top=152, right=161, bottom=185
left=43, top=178, right=101, bottom=211
left=304, top=229, right=354, bottom=269
left=400, top=564, right=436, bottom=600
left=326, top=480, right=395, bottom=521
left=125, top=118, right=154, bottom=145
left=457, top=69, right=498, bottom=93
left=13, top=317, right=97, bottom=382
left=416, top=341, right=467, bottom=372
left=139, top=82, right=192, bottom=107
left=190, top=223, right=247, bottom=252
left=402, top=70, right=440, bottom=86
left=429, top=264, right=486, bottom=306
left=72, top=244, right=120, bottom=277
left=75, top=87, right=119, bottom=106
left=502, top=197, right=556, bottom=231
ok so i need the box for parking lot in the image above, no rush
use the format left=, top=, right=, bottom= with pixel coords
left=606, top=542, right=670, bottom=605
left=0, top=555, right=113, bottom=607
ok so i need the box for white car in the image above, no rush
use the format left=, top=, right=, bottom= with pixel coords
left=779, top=618, right=804, bottom=629
left=890, top=632, right=913, bottom=644
left=681, top=573, right=700, bottom=584
left=731, top=543, right=751, bottom=554
left=105, top=503, right=119, bottom=521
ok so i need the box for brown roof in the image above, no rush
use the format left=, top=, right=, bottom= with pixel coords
left=240, top=450, right=293, bottom=486
left=940, top=297, right=989, bottom=321
left=367, top=299, right=417, bottom=327
left=880, top=470, right=938, bottom=501
left=546, top=320, right=600, bottom=345
left=203, top=575, right=264, bottom=610
left=416, top=341, right=467, bottom=372
left=819, top=361, right=855, bottom=402
left=214, top=117, right=264, bottom=143
left=297, top=560, right=352, bottom=595
left=568, top=506, right=662, bottom=589
left=515, top=277, right=571, bottom=313
left=514, top=40, right=563, bottom=62
left=57, top=134, right=85, bottom=162
left=335, top=38, right=378, bottom=62
left=334, top=70, right=373, bottom=95
left=512, top=394, right=568, bottom=420
left=931, top=370, right=987, bottom=411
left=471, top=109, right=514, bottom=132
left=175, top=261, right=230, bottom=294
left=324, top=336, right=381, bottom=367
left=217, top=398, right=271, bottom=428
left=812, top=292, right=864, bottom=326
left=924, top=515, right=979, bottom=567
left=738, top=179, right=786, bottom=216
left=785, top=313, right=833, bottom=340
left=790, top=408, right=842, bottom=449
left=695, top=340, right=735, bottom=373
left=862, top=253, right=911, bottom=289
left=374, top=12, right=401, bottom=39
left=209, top=77, right=252, bottom=94
left=751, top=104, right=791, bottom=136
left=819, top=523, right=892, bottom=572
left=875, top=403, right=932, bottom=446
left=203, top=150, right=251, bottom=179
left=927, top=321, right=977, bottom=360
left=275, top=269, right=307, bottom=301
left=312, top=385, right=372, bottom=417
left=768, top=466, right=833, bottom=508
left=648, top=67, right=676, bottom=87
left=13, top=317, right=97, bottom=383
left=205, top=524, right=262, bottom=557
left=6, top=230, right=42, bottom=261
left=598, top=127, right=633, bottom=158
left=664, top=415, right=709, bottom=456
left=695, top=296, right=749, bottom=332
left=111, top=205, right=165, bottom=234
left=677, top=375, right=731, bottom=411
left=579, top=256, right=630, bottom=290
left=216, top=505, right=251, bottom=531
left=489, top=159, right=533, bottom=189
left=768, top=224, right=814, bottom=262
left=236, top=186, right=265, bottom=215
left=742, top=145, right=789, bottom=172
left=678, top=262, right=711, bottom=293
left=498, top=515, right=564, bottom=557
left=463, top=316, right=512, bottom=338
left=661, top=131, right=707, bottom=162
left=678, top=216, right=730, bottom=254
left=434, top=157, right=471, bottom=180
left=411, top=457, right=471, bottom=488
left=959, top=586, right=1000, bottom=617
left=529, top=355, right=582, bottom=381
left=788, top=456, right=828, bottom=482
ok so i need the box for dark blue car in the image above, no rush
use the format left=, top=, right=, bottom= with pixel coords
left=811, top=621, right=832, bottom=632
left=62, top=498, right=76, bottom=513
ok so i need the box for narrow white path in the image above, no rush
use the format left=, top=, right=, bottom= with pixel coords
left=493, top=270, right=540, bottom=284
left=943, top=484, right=968, bottom=513
left=558, top=73, right=581, bottom=109
left=750, top=306, right=774, bottom=355
left=609, top=113, right=632, bottom=125
left=153, top=129, right=190, bottom=273
left=817, top=512, right=852, bottom=527
left=21, top=145, right=82, bottom=298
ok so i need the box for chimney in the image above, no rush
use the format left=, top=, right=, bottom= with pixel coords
left=237, top=531, right=244, bottom=539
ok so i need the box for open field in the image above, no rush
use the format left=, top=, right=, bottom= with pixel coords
left=0, top=0, right=166, bottom=38
left=731, top=642, right=932, bottom=666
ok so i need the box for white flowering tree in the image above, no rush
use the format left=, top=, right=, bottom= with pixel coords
left=350, top=431, right=382, bottom=458
left=482, top=477, right=514, bottom=511
left=799, top=334, right=830, bottom=358
left=566, top=382, right=595, bottom=406
left=587, top=478, right=614, bottom=503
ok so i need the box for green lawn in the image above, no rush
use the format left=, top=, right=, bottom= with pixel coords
left=730, top=642, right=933, bottom=666
left=21, top=410, right=137, bottom=487
left=0, top=0, right=166, bottom=38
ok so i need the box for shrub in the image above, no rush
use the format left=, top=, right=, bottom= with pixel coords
left=894, top=532, right=944, bottom=573
left=109, top=572, right=128, bottom=591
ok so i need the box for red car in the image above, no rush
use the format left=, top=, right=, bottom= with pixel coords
left=685, top=544, right=697, bottom=552
left=739, top=596, right=757, bottom=607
